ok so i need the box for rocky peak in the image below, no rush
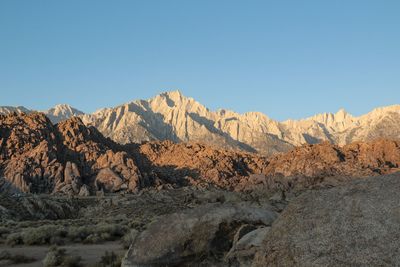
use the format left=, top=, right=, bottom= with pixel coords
left=334, top=108, right=350, bottom=121
left=45, top=104, right=85, bottom=123
left=0, top=106, right=31, bottom=115
left=161, top=90, right=184, bottom=102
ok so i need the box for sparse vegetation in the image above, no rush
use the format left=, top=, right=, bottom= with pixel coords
left=95, top=251, right=122, bottom=267
left=2, top=222, right=129, bottom=246
left=6, top=232, right=23, bottom=246
left=68, top=223, right=128, bottom=244
left=22, top=225, right=67, bottom=245
left=0, top=250, right=36, bottom=264
left=121, top=228, right=138, bottom=249
left=43, top=246, right=82, bottom=267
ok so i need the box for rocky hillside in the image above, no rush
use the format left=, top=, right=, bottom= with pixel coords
left=136, top=139, right=400, bottom=192
left=0, top=112, right=143, bottom=195
left=2, top=91, right=399, bottom=155
left=1, top=112, right=399, bottom=195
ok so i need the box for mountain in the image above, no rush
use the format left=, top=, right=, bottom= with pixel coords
left=44, top=104, right=85, bottom=123
left=81, top=90, right=293, bottom=155
left=281, top=105, right=400, bottom=146
left=0, top=104, right=84, bottom=124
left=1, top=91, right=399, bottom=155
left=1, top=112, right=400, bottom=195
left=0, top=106, right=31, bottom=115
left=80, top=90, right=400, bottom=154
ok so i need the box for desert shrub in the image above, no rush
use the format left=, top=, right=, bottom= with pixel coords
left=43, top=246, right=66, bottom=267
left=22, top=225, right=65, bottom=245
left=6, top=232, right=22, bottom=246
left=65, top=223, right=128, bottom=244
left=0, top=250, right=11, bottom=260
left=60, top=255, right=82, bottom=267
left=0, top=250, right=36, bottom=264
left=43, top=246, right=82, bottom=267
left=83, top=233, right=102, bottom=244
left=0, top=226, right=10, bottom=237
left=67, top=226, right=90, bottom=242
left=121, top=229, right=138, bottom=249
left=79, top=223, right=127, bottom=244
left=97, top=251, right=121, bottom=267
left=94, top=223, right=127, bottom=239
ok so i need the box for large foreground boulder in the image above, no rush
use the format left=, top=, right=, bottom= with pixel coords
left=122, top=202, right=278, bottom=266
left=253, top=172, right=400, bottom=267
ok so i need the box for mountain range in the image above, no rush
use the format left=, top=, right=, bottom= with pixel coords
left=1, top=90, right=399, bottom=155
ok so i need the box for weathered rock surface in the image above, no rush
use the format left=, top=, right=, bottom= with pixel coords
left=122, top=202, right=278, bottom=267
left=253, top=172, right=400, bottom=267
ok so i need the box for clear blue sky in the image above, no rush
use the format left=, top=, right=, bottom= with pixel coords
left=0, top=0, right=399, bottom=121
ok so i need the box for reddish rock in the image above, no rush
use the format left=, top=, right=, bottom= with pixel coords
left=1, top=113, right=400, bottom=195
left=0, top=113, right=144, bottom=194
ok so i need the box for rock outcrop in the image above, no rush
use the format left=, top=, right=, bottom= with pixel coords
left=0, top=112, right=144, bottom=194
left=253, top=172, right=400, bottom=267
left=122, top=202, right=278, bottom=266
left=136, top=139, right=400, bottom=192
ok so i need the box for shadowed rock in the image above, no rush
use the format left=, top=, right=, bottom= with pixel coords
left=122, top=202, right=278, bottom=266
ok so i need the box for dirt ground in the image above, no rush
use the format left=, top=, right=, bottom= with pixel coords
left=0, top=241, right=125, bottom=267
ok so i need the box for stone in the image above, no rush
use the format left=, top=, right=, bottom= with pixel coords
left=225, top=227, right=270, bottom=267
left=78, top=184, right=91, bottom=196
left=253, top=173, right=400, bottom=267
left=95, top=168, right=124, bottom=192
left=122, top=202, right=278, bottom=267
